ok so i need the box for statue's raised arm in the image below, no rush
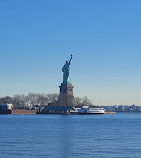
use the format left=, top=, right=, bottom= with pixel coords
left=69, top=54, right=73, bottom=64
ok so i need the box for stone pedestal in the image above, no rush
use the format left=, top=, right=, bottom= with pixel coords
left=57, top=83, right=75, bottom=106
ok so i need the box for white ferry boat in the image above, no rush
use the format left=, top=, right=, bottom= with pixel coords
left=78, top=105, right=105, bottom=114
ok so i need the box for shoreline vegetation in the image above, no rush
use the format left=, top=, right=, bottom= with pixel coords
left=0, top=93, right=141, bottom=113
left=0, top=93, right=93, bottom=110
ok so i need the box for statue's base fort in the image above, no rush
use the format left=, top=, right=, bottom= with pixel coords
left=51, top=83, right=75, bottom=107
left=57, top=83, right=75, bottom=106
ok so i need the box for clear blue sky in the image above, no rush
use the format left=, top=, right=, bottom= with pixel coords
left=0, top=0, right=141, bottom=105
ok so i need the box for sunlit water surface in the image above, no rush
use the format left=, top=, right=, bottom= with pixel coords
left=0, top=113, right=141, bottom=158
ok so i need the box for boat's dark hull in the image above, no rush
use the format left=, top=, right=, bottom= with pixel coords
left=0, top=109, right=11, bottom=114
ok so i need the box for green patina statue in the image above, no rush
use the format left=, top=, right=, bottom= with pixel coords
left=62, top=54, right=73, bottom=84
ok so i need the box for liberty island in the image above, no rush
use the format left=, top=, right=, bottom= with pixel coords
left=0, top=54, right=105, bottom=114
left=38, top=54, right=105, bottom=114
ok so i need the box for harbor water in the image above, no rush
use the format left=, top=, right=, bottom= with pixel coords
left=0, top=113, right=141, bottom=158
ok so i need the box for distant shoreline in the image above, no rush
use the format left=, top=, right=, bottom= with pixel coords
left=10, top=109, right=116, bottom=115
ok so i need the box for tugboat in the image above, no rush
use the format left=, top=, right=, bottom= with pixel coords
left=78, top=105, right=105, bottom=114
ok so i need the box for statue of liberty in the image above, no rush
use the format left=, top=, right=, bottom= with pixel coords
left=62, top=54, right=73, bottom=84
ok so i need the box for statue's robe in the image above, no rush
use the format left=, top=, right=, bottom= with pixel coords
left=62, top=63, right=70, bottom=83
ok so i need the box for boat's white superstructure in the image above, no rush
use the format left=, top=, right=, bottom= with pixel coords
left=78, top=105, right=105, bottom=114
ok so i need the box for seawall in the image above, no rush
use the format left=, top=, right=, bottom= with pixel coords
left=12, top=109, right=36, bottom=115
